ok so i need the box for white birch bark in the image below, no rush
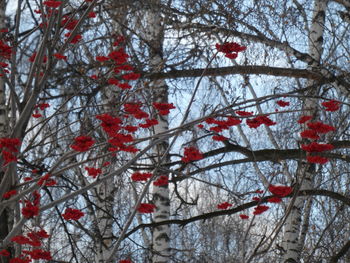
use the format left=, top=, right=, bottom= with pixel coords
left=93, top=179, right=114, bottom=263
left=93, top=53, right=119, bottom=263
left=282, top=165, right=314, bottom=263
left=282, top=1, right=327, bottom=262
left=141, top=1, right=171, bottom=262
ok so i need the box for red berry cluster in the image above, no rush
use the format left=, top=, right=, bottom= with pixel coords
left=268, top=185, right=293, bottom=197
left=131, top=172, right=153, bottom=182
left=137, top=203, right=156, bottom=214
left=152, top=102, right=176, bottom=115
left=246, top=115, right=276, bottom=129
left=215, top=42, right=246, bottom=59
left=43, top=1, right=62, bottom=8
left=217, top=202, right=233, bottom=210
left=32, top=103, right=50, bottom=118
left=205, top=116, right=241, bottom=132
left=8, top=229, right=51, bottom=261
left=96, top=114, right=122, bottom=137
left=322, top=100, right=340, bottom=112
left=70, top=136, right=95, bottom=152
left=276, top=100, right=290, bottom=107
left=62, top=208, right=84, bottom=221
left=153, top=175, right=168, bottom=186
left=253, top=205, right=269, bottom=215
left=85, top=167, right=102, bottom=178
left=0, top=137, right=21, bottom=165
left=181, top=147, right=204, bottom=163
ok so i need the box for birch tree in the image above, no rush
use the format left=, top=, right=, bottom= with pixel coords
left=281, top=1, right=327, bottom=262
left=141, top=2, right=171, bottom=262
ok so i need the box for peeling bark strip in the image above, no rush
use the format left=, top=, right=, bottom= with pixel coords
left=282, top=1, right=327, bottom=262
left=142, top=1, right=171, bottom=262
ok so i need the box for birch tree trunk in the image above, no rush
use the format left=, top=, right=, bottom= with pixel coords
left=93, top=34, right=122, bottom=263
left=142, top=1, right=171, bottom=262
left=282, top=1, right=327, bottom=262
left=93, top=172, right=114, bottom=263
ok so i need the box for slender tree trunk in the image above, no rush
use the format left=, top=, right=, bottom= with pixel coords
left=93, top=44, right=121, bottom=263
left=282, top=1, right=327, bottom=262
left=282, top=165, right=314, bottom=263
left=93, top=180, right=114, bottom=263
left=141, top=1, right=171, bottom=262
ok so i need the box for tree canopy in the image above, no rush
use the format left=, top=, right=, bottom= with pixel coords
left=0, top=0, right=349, bottom=262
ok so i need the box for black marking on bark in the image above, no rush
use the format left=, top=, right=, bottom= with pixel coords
left=155, top=232, right=170, bottom=242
